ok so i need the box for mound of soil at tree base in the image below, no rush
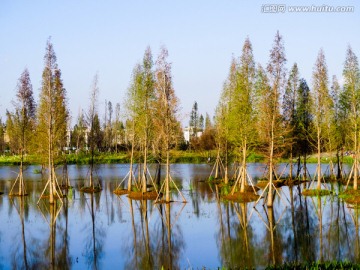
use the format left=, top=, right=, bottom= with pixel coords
left=207, top=178, right=223, bottom=184
left=256, top=180, right=285, bottom=189
left=283, top=179, right=308, bottom=186
left=80, top=186, right=102, bottom=193
left=223, top=191, right=260, bottom=203
left=241, top=185, right=260, bottom=192
left=339, top=189, right=360, bottom=204
left=8, top=193, right=29, bottom=197
left=127, top=190, right=162, bottom=200
left=113, top=188, right=129, bottom=195
left=302, top=189, right=332, bottom=196
left=59, top=184, right=73, bottom=190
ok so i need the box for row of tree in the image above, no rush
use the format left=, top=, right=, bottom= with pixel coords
left=4, top=38, right=185, bottom=203
left=2, top=33, right=359, bottom=205
left=214, top=31, right=359, bottom=206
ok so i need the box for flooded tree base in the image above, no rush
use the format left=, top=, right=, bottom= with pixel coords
left=127, top=190, right=162, bottom=200
left=223, top=191, right=260, bottom=202
left=339, top=189, right=360, bottom=204
left=282, top=179, right=308, bottom=186
left=59, top=185, right=73, bottom=190
left=241, top=185, right=260, bottom=192
left=207, top=177, right=223, bottom=184
left=302, top=189, right=332, bottom=196
left=80, top=186, right=102, bottom=193
left=113, top=188, right=129, bottom=195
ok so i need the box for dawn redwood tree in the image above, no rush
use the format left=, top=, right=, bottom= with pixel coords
left=114, top=102, right=124, bottom=152
left=205, top=113, right=212, bottom=130
left=122, top=64, right=143, bottom=192
left=259, top=31, right=287, bottom=207
left=282, top=63, right=299, bottom=179
left=330, top=75, right=345, bottom=179
left=215, top=57, right=238, bottom=184
left=342, top=46, right=360, bottom=189
left=138, top=47, right=156, bottom=193
left=294, top=78, right=312, bottom=180
left=104, top=100, right=113, bottom=151
left=154, top=46, right=185, bottom=202
left=199, top=114, right=204, bottom=131
left=311, top=49, right=331, bottom=190
left=0, top=118, right=4, bottom=153
left=7, top=69, right=36, bottom=196
left=189, top=101, right=199, bottom=137
left=228, top=37, right=256, bottom=193
left=37, top=39, right=69, bottom=204
left=72, top=109, right=86, bottom=153
left=83, top=74, right=102, bottom=192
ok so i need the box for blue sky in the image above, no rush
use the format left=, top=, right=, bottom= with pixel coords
left=0, top=0, right=359, bottom=126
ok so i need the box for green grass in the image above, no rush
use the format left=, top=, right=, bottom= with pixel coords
left=0, top=150, right=357, bottom=166
left=302, top=189, right=332, bottom=196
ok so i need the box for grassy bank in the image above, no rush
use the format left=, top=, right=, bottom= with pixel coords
left=0, top=150, right=355, bottom=166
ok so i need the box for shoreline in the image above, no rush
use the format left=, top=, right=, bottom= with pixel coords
left=0, top=151, right=354, bottom=166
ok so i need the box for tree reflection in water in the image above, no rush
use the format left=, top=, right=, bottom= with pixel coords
left=82, top=192, right=106, bottom=270
left=36, top=199, right=72, bottom=269
left=123, top=198, right=185, bottom=269
left=10, top=197, right=34, bottom=270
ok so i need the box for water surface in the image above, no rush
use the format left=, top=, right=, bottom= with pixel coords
left=0, top=163, right=358, bottom=269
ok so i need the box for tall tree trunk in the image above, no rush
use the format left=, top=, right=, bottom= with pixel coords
left=296, top=155, right=301, bottom=179
left=354, top=122, right=358, bottom=190
left=127, top=125, right=135, bottom=192
left=317, top=126, right=321, bottom=190
left=143, top=123, right=148, bottom=193
left=304, top=153, right=307, bottom=180
left=289, top=147, right=293, bottom=180
left=166, top=143, right=170, bottom=202
left=224, top=141, right=228, bottom=184
left=240, top=140, right=247, bottom=193
left=267, top=116, right=275, bottom=207
left=49, top=129, right=54, bottom=204
left=336, top=149, right=341, bottom=179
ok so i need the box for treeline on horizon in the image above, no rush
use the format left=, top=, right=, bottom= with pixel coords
left=0, top=31, right=359, bottom=183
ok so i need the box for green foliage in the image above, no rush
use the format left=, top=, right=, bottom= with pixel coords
left=36, top=39, right=69, bottom=167
left=302, top=189, right=332, bottom=196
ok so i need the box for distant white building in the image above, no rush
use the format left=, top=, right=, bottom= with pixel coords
left=183, top=126, right=203, bottom=142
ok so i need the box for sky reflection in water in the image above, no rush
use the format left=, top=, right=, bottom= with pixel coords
left=0, top=163, right=359, bottom=269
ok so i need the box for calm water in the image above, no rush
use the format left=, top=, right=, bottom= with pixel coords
left=0, top=163, right=359, bottom=269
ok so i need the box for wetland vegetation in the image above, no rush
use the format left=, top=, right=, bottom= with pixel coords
left=0, top=30, right=360, bottom=269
